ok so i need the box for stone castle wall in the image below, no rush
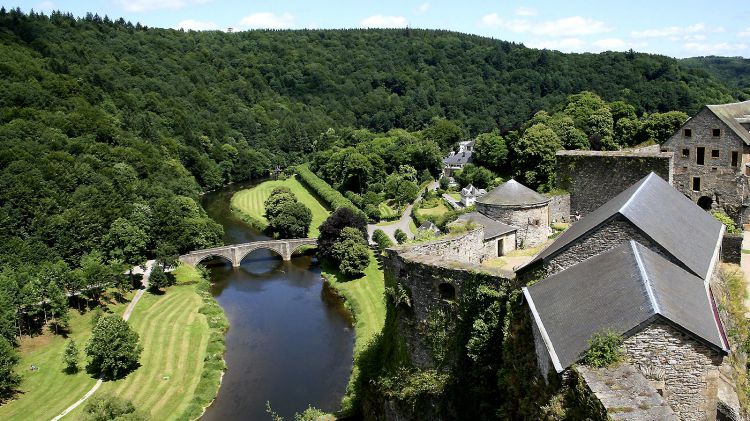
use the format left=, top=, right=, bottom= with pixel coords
left=721, top=233, right=742, bottom=264
left=546, top=193, right=571, bottom=223
left=662, top=107, right=750, bottom=224
left=624, top=321, right=723, bottom=421
left=556, top=150, right=673, bottom=216
left=482, top=232, right=516, bottom=259
left=476, top=202, right=549, bottom=248
left=399, top=228, right=484, bottom=265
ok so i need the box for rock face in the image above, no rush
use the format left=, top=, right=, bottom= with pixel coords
left=623, top=322, right=723, bottom=421
left=556, top=149, right=673, bottom=217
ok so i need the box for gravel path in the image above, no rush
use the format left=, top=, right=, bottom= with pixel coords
left=50, top=260, right=154, bottom=421
left=367, top=181, right=439, bottom=243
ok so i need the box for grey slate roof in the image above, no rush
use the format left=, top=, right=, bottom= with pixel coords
left=524, top=241, right=729, bottom=372
left=527, top=173, right=724, bottom=280
left=457, top=212, right=517, bottom=240
left=443, top=151, right=473, bottom=166
left=706, top=101, right=750, bottom=146
left=476, top=179, right=550, bottom=207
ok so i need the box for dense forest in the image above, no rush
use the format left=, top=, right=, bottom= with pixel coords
left=680, top=56, right=750, bottom=98
left=0, top=7, right=747, bottom=398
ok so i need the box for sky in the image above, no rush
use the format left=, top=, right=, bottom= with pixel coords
left=8, top=0, right=750, bottom=58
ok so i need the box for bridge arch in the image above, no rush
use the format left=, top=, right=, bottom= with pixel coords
left=192, top=253, right=234, bottom=267
left=237, top=246, right=285, bottom=265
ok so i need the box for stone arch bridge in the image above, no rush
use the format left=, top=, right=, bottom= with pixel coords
left=179, top=238, right=317, bottom=268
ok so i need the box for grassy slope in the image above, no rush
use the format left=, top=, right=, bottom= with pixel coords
left=324, top=251, right=386, bottom=412
left=378, top=202, right=399, bottom=220
left=415, top=201, right=450, bottom=218
left=230, top=176, right=330, bottom=237
left=0, top=297, right=129, bottom=421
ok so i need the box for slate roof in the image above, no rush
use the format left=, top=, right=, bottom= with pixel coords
left=524, top=241, right=729, bottom=372
left=476, top=179, right=550, bottom=207
left=527, top=173, right=724, bottom=280
left=457, top=211, right=517, bottom=240
left=444, top=151, right=473, bottom=166
left=706, top=101, right=750, bottom=146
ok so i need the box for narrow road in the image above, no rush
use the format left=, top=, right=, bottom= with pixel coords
left=50, top=260, right=154, bottom=421
left=367, top=181, right=439, bottom=242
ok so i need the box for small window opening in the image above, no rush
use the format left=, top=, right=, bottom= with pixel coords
left=438, top=283, right=456, bottom=300
left=731, top=151, right=739, bottom=167
left=711, top=149, right=720, bottom=158
left=683, top=128, right=692, bottom=137
left=682, top=148, right=689, bottom=158
left=692, top=177, right=701, bottom=192
left=712, top=128, right=721, bottom=137
left=697, top=147, right=705, bottom=165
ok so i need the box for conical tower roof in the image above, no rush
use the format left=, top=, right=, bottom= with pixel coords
left=476, top=179, right=549, bottom=207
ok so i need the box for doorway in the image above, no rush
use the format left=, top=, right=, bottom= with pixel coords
left=697, top=196, right=713, bottom=210
left=497, top=239, right=504, bottom=257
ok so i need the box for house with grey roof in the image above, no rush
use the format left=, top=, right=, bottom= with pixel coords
left=476, top=179, right=550, bottom=248
left=523, top=172, right=724, bottom=280
left=661, top=100, right=750, bottom=224
left=459, top=183, right=486, bottom=206
left=442, top=140, right=475, bottom=178
left=456, top=211, right=517, bottom=257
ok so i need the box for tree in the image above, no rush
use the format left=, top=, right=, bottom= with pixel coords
left=318, top=207, right=368, bottom=261
left=422, top=118, right=464, bottom=151
left=455, top=164, right=495, bottom=189
left=372, top=229, right=394, bottom=251
left=148, top=265, right=174, bottom=293
left=78, top=251, right=116, bottom=305
left=394, top=229, right=408, bottom=244
left=385, top=173, right=419, bottom=206
left=473, top=131, right=508, bottom=173
left=331, top=227, right=370, bottom=277
left=103, top=218, right=148, bottom=271
left=83, top=394, right=149, bottom=421
left=154, top=243, right=178, bottom=270
left=85, top=315, right=142, bottom=380
left=63, top=339, right=79, bottom=373
left=512, top=123, right=562, bottom=191
left=0, top=337, right=20, bottom=399
left=438, top=176, right=450, bottom=190
left=642, top=111, right=689, bottom=144
left=263, top=187, right=296, bottom=221
left=47, top=282, right=70, bottom=333
left=267, top=201, right=313, bottom=239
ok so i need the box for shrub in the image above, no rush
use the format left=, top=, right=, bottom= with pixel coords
left=63, top=339, right=79, bottom=374
left=394, top=229, right=407, bottom=244
left=439, top=176, right=450, bottom=190
left=148, top=265, right=174, bottom=292
left=85, top=315, right=142, bottom=380
left=583, top=330, right=624, bottom=368
left=712, top=211, right=741, bottom=234
left=83, top=394, right=149, bottom=421
left=372, top=229, right=394, bottom=251
left=296, top=164, right=359, bottom=211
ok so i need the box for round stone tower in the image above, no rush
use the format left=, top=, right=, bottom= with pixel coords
left=476, top=179, right=550, bottom=248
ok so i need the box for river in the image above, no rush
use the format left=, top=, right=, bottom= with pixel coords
left=199, top=182, right=354, bottom=420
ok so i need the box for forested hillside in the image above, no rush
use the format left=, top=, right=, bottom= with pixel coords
left=681, top=56, right=750, bottom=99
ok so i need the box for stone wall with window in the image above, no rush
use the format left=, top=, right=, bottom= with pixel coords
left=662, top=108, right=750, bottom=224
left=476, top=202, right=549, bottom=248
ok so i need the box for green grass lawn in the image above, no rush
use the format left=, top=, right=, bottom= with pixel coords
left=66, top=266, right=214, bottom=421
left=323, top=251, right=385, bottom=413
left=447, top=192, right=460, bottom=201
left=415, top=201, right=450, bottom=219
left=409, top=219, right=418, bottom=235
left=231, top=176, right=330, bottom=237
left=0, top=296, right=130, bottom=421
left=378, top=201, right=400, bottom=220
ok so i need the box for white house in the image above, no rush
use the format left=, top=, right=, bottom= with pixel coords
left=442, top=140, right=475, bottom=178
left=460, top=184, right=486, bottom=206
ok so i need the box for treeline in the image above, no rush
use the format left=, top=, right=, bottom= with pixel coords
left=680, top=56, right=750, bottom=99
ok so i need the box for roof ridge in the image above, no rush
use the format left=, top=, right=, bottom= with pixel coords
left=630, top=241, right=660, bottom=314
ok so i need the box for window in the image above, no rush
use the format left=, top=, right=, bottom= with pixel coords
left=712, top=128, right=721, bottom=137
left=683, top=128, right=692, bottom=137
left=711, top=149, right=720, bottom=158
left=692, top=177, right=701, bottom=191
left=732, top=151, right=739, bottom=167
left=682, top=148, right=690, bottom=157
left=696, top=147, right=705, bottom=165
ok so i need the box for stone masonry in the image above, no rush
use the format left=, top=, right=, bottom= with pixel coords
left=662, top=107, right=750, bottom=224
left=623, top=321, right=723, bottom=421
left=476, top=202, right=549, bottom=248
left=546, top=193, right=571, bottom=223
left=556, top=149, right=673, bottom=216
left=399, top=228, right=484, bottom=265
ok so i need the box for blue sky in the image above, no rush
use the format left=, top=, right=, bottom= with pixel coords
left=8, top=0, right=750, bottom=58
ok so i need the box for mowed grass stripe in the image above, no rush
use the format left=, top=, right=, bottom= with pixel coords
left=231, top=176, right=330, bottom=237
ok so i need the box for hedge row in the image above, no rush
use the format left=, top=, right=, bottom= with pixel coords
left=296, top=163, right=358, bottom=211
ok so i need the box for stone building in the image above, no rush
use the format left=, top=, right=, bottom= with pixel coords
left=521, top=172, right=733, bottom=420
left=661, top=100, right=750, bottom=223
left=476, top=179, right=550, bottom=248
left=459, top=184, right=486, bottom=206
left=456, top=211, right=516, bottom=258
left=442, top=140, right=475, bottom=178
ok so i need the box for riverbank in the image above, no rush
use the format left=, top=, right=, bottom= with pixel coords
left=230, top=176, right=330, bottom=237
left=323, top=251, right=386, bottom=414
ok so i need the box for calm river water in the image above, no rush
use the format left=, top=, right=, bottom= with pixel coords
left=200, top=182, right=354, bottom=420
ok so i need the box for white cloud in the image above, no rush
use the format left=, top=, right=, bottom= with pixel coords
left=526, top=38, right=587, bottom=52
left=118, top=0, right=211, bottom=13
left=739, top=28, right=750, bottom=38
left=590, top=38, right=648, bottom=52
left=239, top=12, right=295, bottom=29
left=416, top=3, right=430, bottom=14
left=481, top=14, right=611, bottom=36
left=514, top=7, right=536, bottom=17
left=174, top=19, right=218, bottom=31
left=630, top=23, right=725, bottom=39
left=35, top=1, right=55, bottom=11
left=683, top=41, right=748, bottom=55
left=683, top=34, right=706, bottom=41
left=360, top=15, right=408, bottom=28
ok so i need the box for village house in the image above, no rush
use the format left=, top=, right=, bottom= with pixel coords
left=459, top=183, right=485, bottom=206
left=442, top=140, right=475, bottom=178
left=661, top=100, right=750, bottom=223
left=520, top=172, right=733, bottom=420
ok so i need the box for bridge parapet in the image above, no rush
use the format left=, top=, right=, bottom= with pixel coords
left=179, top=238, right=317, bottom=268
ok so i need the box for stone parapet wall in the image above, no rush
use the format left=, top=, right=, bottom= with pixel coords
left=398, top=228, right=484, bottom=265
left=623, top=321, right=723, bottom=421
left=546, top=193, right=570, bottom=223
left=477, top=202, right=549, bottom=248
left=721, top=234, right=742, bottom=264
left=556, top=150, right=673, bottom=216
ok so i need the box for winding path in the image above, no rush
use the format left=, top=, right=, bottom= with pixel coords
left=50, top=260, right=154, bottom=421
left=367, top=181, right=439, bottom=242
